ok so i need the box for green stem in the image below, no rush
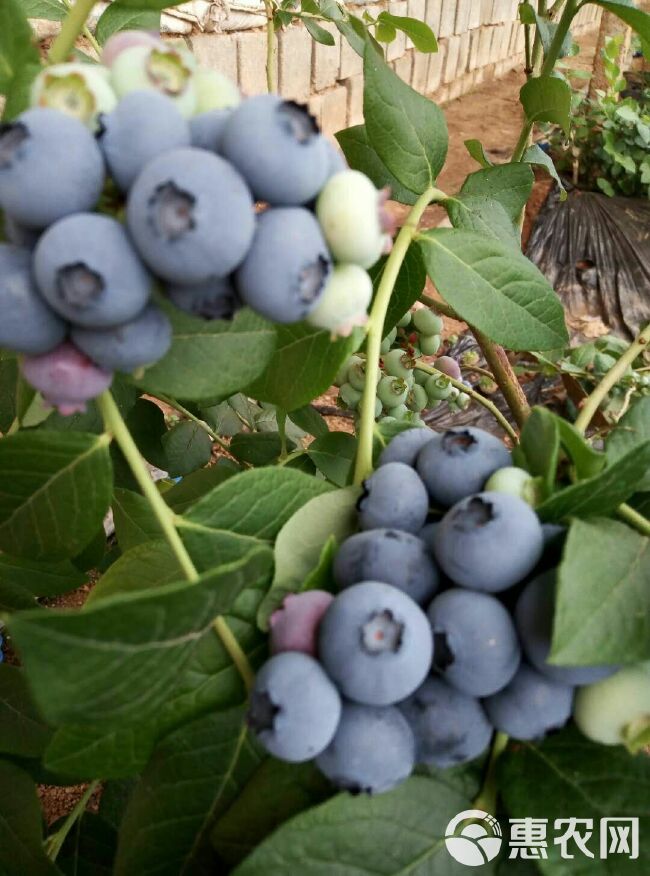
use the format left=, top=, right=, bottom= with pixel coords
left=44, top=780, right=99, bottom=860
left=61, top=0, right=102, bottom=57
left=473, top=732, right=509, bottom=813
left=6, top=417, right=20, bottom=436
left=48, top=0, right=98, bottom=64
left=277, top=448, right=307, bottom=467
left=574, top=323, right=650, bottom=435
left=415, top=362, right=519, bottom=443
left=617, top=503, right=650, bottom=537
left=418, top=294, right=459, bottom=321
left=461, top=364, right=496, bottom=381
left=263, top=1, right=277, bottom=92
left=353, top=187, right=442, bottom=484
left=473, top=328, right=531, bottom=427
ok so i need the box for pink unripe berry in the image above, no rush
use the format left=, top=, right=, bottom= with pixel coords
left=434, top=355, right=461, bottom=381
left=21, top=342, right=113, bottom=415
left=101, top=30, right=163, bottom=67
left=269, top=590, right=334, bottom=657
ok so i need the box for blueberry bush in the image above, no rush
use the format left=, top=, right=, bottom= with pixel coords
left=1, top=0, right=650, bottom=873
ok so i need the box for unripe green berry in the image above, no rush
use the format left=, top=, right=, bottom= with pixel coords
left=574, top=665, right=650, bottom=747
left=420, top=334, right=441, bottom=356
left=461, top=350, right=480, bottom=366
left=334, top=355, right=361, bottom=387
left=348, top=361, right=380, bottom=392
left=380, top=327, right=397, bottom=354
left=396, top=311, right=412, bottom=328
left=31, top=63, right=117, bottom=131
left=484, top=466, right=538, bottom=505
left=339, top=382, right=362, bottom=410
left=448, top=386, right=460, bottom=401
left=391, top=403, right=410, bottom=419
left=456, top=391, right=471, bottom=411
left=425, top=374, right=453, bottom=401
left=413, top=308, right=443, bottom=336
left=193, top=67, right=240, bottom=112
left=374, top=397, right=383, bottom=418
left=414, top=368, right=428, bottom=386
left=407, top=383, right=428, bottom=412
left=377, top=376, right=409, bottom=408
left=384, top=349, right=414, bottom=380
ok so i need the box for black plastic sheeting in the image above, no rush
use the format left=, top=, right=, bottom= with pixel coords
left=527, top=188, right=650, bottom=340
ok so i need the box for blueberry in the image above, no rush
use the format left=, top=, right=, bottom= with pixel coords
left=269, top=590, right=334, bottom=657
left=425, top=374, right=453, bottom=402
left=427, top=588, right=520, bottom=697
left=316, top=170, right=392, bottom=268
left=324, top=139, right=348, bottom=179
left=248, top=652, right=341, bottom=762
left=412, top=308, right=443, bottom=336
left=396, top=311, right=412, bottom=328
left=484, top=466, right=537, bottom=505
left=416, top=426, right=512, bottom=507
left=0, top=108, right=105, bottom=228
left=318, top=581, right=433, bottom=706
left=166, top=275, right=240, bottom=320
left=236, top=207, right=331, bottom=323
left=0, top=244, right=66, bottom=354
left=316, top=702, right=415, bottom=794
left=334, top=529, right=439, bottom=605
left=101, top=30, right=163, bottom=67
left=573, top=665, right=650, bottom=746
left=98, top=90, right=190, bottom=192
left=377, top=426, right=435, bottom=467
left=110, top=44, right=197, bottom=118
left=377, top=376, right=409, bottom=409
left=433, top=492, right=543, bottom=592
left=192, top=68, right=240, bottom=113
left=70, top=303, right=172, bottom=373
left=31, top=62, right=117, bottom=130
left=21, top=342, right=113, bottom=415
left=358, top=462, right=429, bottom=534
left=347, top=359, right=379, bottom=393
left=383, top=348, right=414, bottom=381
left=434, top=356, right=461, bottom=380
left=33, top=213, right=152, bottom=328
left=482, top=663, right=573, bottom=740
left=380, top=327, right=397, bottom=354
left=3, top=215, right=40, bottom=249
left=189, top=108, right=232, bottom=151
left=335, top=354, right=361, bottom=388
left=400, top=678, right=492, bottom=767
left=221, top=95, right=329, bottom=205
left=515, top=570, right=618, bottom=686
left=407, top=383, right=428, bottom=412
left=339, top=382, right=362, bottom=410
left=127, top=147, right=255, bottom=285
left=306, top=263, right=372, bottom=337
left=420, top=334, right=441, bottom=356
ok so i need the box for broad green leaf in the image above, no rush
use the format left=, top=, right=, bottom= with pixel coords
left=307, top=432, right=357, bottom=486
left=418, top=229, right=568, bottom=351
left=0, top=0, right=40, bottom=99
left=45, top=722, right=158, bottom=779
left=375, top=19, right=397, bottom=43
left=523, top=144, right=567, bottom=200
left=555, top=418, right=605, bottom=481
left=103, top=0, right=188, bottom=10
left=258, top=485, right=359, bottom=629
left=444, top=193, right=519, bottom=248
left=95, top=3, right=160, bottom=45
left=0, top=431, right=113, bottom=560
left=247, top=324, right=362, bottom=411
left=0, top=579, right=35, bottom=611
left=520, top=75, right=572, bottom=134
left=201, top=400, right=244, bottom=437
left=537, top=440, right=650, bottom=521
left=123, top=396, right=168, bottom=470
left=606, top=396, right=650, bottom=491
left=229, top=432, right=284, bottom=467
left=364, top=44, right=447, bottom=194
left=87, top=539, right=181, bottom=606
left=376, top=13, right=438, bottom=52
left=8, top=547, right=271, bottom=727
left=163, top=463, right=238, bottom=514
left=464, top=139, right=493, bottom=169
left=114, top=707, right=262, bottom=876
left=21, top=0, right=65, bottom=21
left=336, top=125, right=419, bottom=205
left=0, top=554, right=85, bottom=597
left=112, top=487, right=162, bottom=551
left=516, top=406, right=560, bottom=497
left=372, top=243, right=427, bottom=336
left=460, top=164, right=534, bottom=222
left=0, top=357, right=19, bottom=432
left=0, top=665, right=52, bottom=758
left=58, top=813, right=117, bottom=876
left=183, top=466, right=333, bottom=540
left=587, top=1, right=650, bottom=45
left=303, top=18, right=336, bottom=46
left=135, top=308, right=276, bottom=403
left=551, top=517, right=650, bottom=665
left=0, top=761, right=60, bottom=876
left=288, top=405, right=329, bottom=438
left=162, top=421, right=213, bottom=477
left=232, top=775, right=477, bottom=875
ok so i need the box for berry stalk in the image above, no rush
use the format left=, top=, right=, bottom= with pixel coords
left=48, top=0, right=98, bottom=65
left=472, top=731, right=509, bottom=814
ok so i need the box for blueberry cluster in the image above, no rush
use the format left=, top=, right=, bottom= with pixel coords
left=0, top=31, right=388, bottom=413
left=335, top=307, right=474, bottom=425
left=249, top=425, right=618, bottom=795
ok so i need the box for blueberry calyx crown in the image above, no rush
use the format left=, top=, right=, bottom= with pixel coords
left=56, top=262, right=104, bottom=308
left=149, top=181, right=196, bottom=241
left=0, top=123, right=28, bottom=169
left=441, top=429, right=477, bottom=455
left=453, top=496, right=495, bottom=531
left=297, top=254, right=330, bottom=307
left=278, top=101, right=319, bottom=144
left=361, top=609, right=404, bottom=655
left=247, top=690, right=280, bottom=733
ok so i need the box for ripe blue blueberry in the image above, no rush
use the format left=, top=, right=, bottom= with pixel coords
left=33, top=213, right=152, bottom=328
left=358, top=462, right=429, bottom=534
left=221, top=95, right=329, bottom=205
left=166, top=275, right=240, bottom=320
left=315, top=702, right=415, bottom=794
left=98, top=90, right=190, bottom=192
left=0, top=244, right=66, bottom=354
left=127, top=147, right=255, bottom=284
left=432, top=492, right=544, bottom=592
left=515, top=570, right=618, bottom=686
left=3, top=216, right=40, bottom=249
left=248, top=651, right=341, bottom=762
left=189, top=108, right=232, bottom=151
left=236, top=207, right=331, bottom=323
left=334, top=529, right=439, bottom=605
left=427, top=588, right=521, bottom=697
left=70, top=304, right=172, bottom=373
left=318, top=581, right=433, bottom=706
left=21, top=342, right=112, bottom=415
left=0, top=108, right=104, bottom=228
left=378, top=426, right=435, bottom=468
left=416, top=426, right=512, bottom=507
left=482, top=663, right=574, bottom=740
left=400, top=678, right=492, bottom=767
left=323, top=139, right=348, bottom=179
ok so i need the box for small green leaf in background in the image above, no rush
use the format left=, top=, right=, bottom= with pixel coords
left=95, top=3, right=160, bottom=45
left=376, top=13, right=438, bottom=52
left=551, top=517, right=650, bottom=666
left=307, top=432, right=357, bottom=486
left=0, top=665, right=52, bottom=758
left=375, top=18, right=397, bottom=44
left=587, top=1, right=650, bottom=45
left=444, top=193, right=520, bottom=248
left=464, top=138, right=494, bottom=168
left=0, top=0, right=41, bottom=115
left=606, top=396, right=650, bottom=491
left=0, top=431, right=113, bottom=561
left=0, top=554, right=85, bottom=599
left=336, top=125, right=420, bottom=205
left=0, top=761, right=60, bottom=875
left=418, top=228, right=568, bottom=351
left=460, top=163, right=534, bottom=221
left=57, top=812, right=117, bottom=876
left=363, top=44, right=448, bottom=195
left=523, top=144, right=568, bottom=200
left=112, top=487, right=162, bottom=551
left=371, top=244, right=427, bottom=336
left=45, top=722, right=158, bottom=779
left=163, top=463, right=238, bottom=514
left=229, top=432, right=286, bottom=467
left=520, top=75, right=572, bottom=134
left=288, top=405, right=329, bottom=438
left=555, top=417, right=605, bottom=480
left=21, top=0, right=66, bottom=21
left=162, top=421, right=213, bottom=477
left=87, top=540, right=180, bottom=605
left=303, top=18, right=336, bottom=47
left=515, top=406, right=560, bottom=498
left=123, top=397, right=168, bottom=470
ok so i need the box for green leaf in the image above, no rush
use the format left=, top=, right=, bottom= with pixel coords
left=87, top=540, right=180, bottom=606
left=21, top=0, right=66, bottom=21
left=114, top=707, right=262, bottom=876
left=258, top=485, right=359, bottom=629
left=523, top=144, right=567, bottom=200
left=372, top=243, right=427, bottom=336
left=516, top=406, right=560, bottom=497
left=104, top=0, right=188, bottom=10
left=163, top=463, right=238, bottom=514
left=0, top=554, right=85, bottom=597
left=606, top=396, right=650, bottom=491
left=363, top=44, right=447, bottom=194
left=112, top=487, right=163, bottom=551
left=537, top=440, right=650, bottom=521
left=0, top=431, right=113, bottom=561
left=161, top=421, right=213, bottom=477
left=335, top=125, right=419, bottom=206
left=587, top=2, right=650, bottom=45
left=123, top=396, right=168, bottom=470
left=555, top=418, right=606, bottom=481
left=45, top=722, right=158, bottom=779
left=0, top=0, right=40, bottom=100
left=8, top=547, right=271, bottom=727
left=375, top=19, right=397, bottom=43
left=520, top=75, right=572, bottom=134
left=550, top=517, right=650, bottom=665
left=288, top=405, right=329, bottom=438
left=376, top=13, right=438, bottom=52
left=444, top=193, right=520, bottom=248
left=135, top=308, right=276, bottom=403
left=232, top=775, right=477, bottom=875
left=246, top=324, right=362, bottom=411
left=0, top=665, right=52, bottom=758
left=463, top=139, right=493, bottom=168
left=303, top=17, right=336, bottom=46
left=460, top=164, right=534, bottom=222
left=418, top=229, right=568, bottom=351
left=0, top=761, right=60, bottom=875
left=229, top=432, right=284, bottom=467
left=95, top=3, right=160, bottom=45
left=58, top=813, right=117, bottom=876
left=307, top=432, right=357, bottom=486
